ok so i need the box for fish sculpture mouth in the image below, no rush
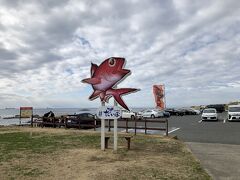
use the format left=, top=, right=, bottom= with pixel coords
left=82, top=57, right=139, bottom=111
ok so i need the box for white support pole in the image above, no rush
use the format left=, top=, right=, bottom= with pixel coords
left=101, top=101, right=105, bottom=151
left=114, top=100, right=118, bottom=151
left=101, top=119, right=105, bottom=150
left=114, top=118, right=117, bottom=151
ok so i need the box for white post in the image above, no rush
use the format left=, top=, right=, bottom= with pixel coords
left=101, top=119, right=105, bottom=150
left=114, top=100, right=118, bottom=151
left=114, top=118, right=117, bottom=151
left=101, top=101, right=105, bottom=151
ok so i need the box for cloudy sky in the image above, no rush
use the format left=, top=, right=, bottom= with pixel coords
left=0, top=0, right=239, bottom=109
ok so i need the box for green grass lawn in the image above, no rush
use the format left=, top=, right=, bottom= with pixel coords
left=0, top=127, right=211, bottom=180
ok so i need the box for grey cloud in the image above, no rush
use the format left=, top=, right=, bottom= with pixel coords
left=0, top=0, right=66, bottom=9
left=0, top=0, right=240, bottom=108
left=0, top=0, right=22, bottom=7
left=0, top=48, right=17, bottom=60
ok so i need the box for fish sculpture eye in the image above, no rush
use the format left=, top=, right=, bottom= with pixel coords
left=108, top=58, right=116, bottom=67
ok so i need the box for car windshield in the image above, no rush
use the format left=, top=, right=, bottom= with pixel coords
left=203, top=109, right=216, bottom=113
left=228, top=107, right=240, bottom=112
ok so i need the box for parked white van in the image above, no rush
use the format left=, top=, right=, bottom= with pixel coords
left=228, top=105, right=240, bottom=121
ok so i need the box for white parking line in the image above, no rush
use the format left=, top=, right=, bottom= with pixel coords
left=168, top=127, right=180, bottom=134
left=198, top=120, right=202, bottom=123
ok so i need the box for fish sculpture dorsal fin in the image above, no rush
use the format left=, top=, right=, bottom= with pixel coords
left=91, top=63, right=98, bottom=76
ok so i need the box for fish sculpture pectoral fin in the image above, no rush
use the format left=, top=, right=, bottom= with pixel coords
left=81, top=78, right=101, bottom=85
left=106, top=88, right=139, bottom=111
left=89, top=90, right=102, bottom=100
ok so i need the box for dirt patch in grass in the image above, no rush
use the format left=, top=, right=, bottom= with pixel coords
left=0, top=127, right=211, bottom=180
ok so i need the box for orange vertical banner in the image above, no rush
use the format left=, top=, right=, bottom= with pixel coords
left=153, top=85, right=165, bottom=110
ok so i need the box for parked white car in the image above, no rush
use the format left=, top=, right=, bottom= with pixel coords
left=191, top=108, right=201, bottom=115
left=201, top=108, right=218, bottom=121
left=228, top=105, right=240, bottom=121
left=121, top=109, right=135, bottom=119
left=142, top=109, right=164, bottom=118
left=136, top=110, right=145, bottom=119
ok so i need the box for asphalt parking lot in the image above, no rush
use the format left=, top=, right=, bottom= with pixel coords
left=167, top=112, right=240, bottom=180
left=168, top=112, right=240, bottom=145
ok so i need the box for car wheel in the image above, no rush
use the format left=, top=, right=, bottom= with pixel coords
left=151, top=114, right=155, bottom=118
left=131, top=115, right=135, bottom=120
left=176, top=113, right=179, bottom=116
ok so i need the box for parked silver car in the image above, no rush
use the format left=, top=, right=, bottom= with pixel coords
left=121, top=109, right=135, bottom=119
left=142, top=109, right=164, bottom=118
left=136, top=110, right=145, bottom=119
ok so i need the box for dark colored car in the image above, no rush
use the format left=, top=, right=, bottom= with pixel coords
left=163, top=111, right=170, bottom=117
left=164, top=108, right=184, bottom=116
left=206, top=104, right=225, bottom=113
left=182, top=109, right=197, bottom=115
left=66, top=113, right=100, bottom=128
left=175, top=109, right=186, bottom=116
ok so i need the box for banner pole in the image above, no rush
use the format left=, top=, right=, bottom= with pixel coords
left=31, top=109, right=33, bottom=127
left=164, top=84, right=166, bottom=109
left=19, top=108, right=21, bottom=125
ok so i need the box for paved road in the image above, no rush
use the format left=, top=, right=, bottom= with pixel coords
left=167, top=113, right=240, bottom=180
left=186, top=142, right=240, bottom=180
left=168, top=112, right=240, bottom=145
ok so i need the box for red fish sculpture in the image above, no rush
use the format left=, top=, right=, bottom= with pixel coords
left=82, top=57, right=138, bottom=111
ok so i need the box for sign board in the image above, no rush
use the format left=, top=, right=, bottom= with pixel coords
left=20, top=107, right=33, bottom=118
left=97, top=106, right=122, bottom=120
left=82, top=57, right=139, bottom=151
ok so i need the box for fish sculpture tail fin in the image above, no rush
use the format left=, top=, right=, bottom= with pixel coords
left=107, top=88, right=139, bottom=111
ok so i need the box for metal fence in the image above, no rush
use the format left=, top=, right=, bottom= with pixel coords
left=105, top=118, right=168, bottom=136
left=33, top=117, right=168, bottom=136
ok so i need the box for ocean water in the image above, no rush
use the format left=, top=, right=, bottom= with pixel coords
left=0, top=107, right=146, bottom=126
left=0, top=108, right=96, bottom=126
